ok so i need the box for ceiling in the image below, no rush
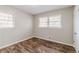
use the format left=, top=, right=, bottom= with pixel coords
left=12, top=5, right=72, bottom=15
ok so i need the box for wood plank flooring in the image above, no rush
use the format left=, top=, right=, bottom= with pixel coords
left=0, top=37, right=76, bottom=53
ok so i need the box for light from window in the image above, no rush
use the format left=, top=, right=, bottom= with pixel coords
left=0, top=13, right=14, bottom=28
left=49, top=15, right=61, bottom=28
left=39, top=15, right=61, bottom=28
left=39, top=17, right=48, bottom=27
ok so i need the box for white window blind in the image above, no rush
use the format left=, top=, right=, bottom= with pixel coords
left=49, top=15, right=61, bottom=28
left=39, top=14, right=61, bottom=28
left=0, top=13, right=14, bottom=28
left=39, top=17, right=48, bottom=27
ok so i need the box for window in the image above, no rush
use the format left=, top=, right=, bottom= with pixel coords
left=49, top=15, right=61, bottom=28
left=39, top=15, right=61, bottom=28
left=39, top=17, right=48, bottom=27
left=0, top=13, right=14, bottom=28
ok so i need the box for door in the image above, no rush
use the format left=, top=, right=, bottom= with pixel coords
left=74, top=5, right=79, bottom=52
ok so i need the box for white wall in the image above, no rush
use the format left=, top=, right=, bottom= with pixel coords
left=34, top=7, right=74, bottom=46
left=0, top=6, right=33, bottom=48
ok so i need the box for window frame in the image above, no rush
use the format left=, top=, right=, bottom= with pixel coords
left=0, top=13, right=14, bottom=28
left=38, top=14, right=61, bottom=28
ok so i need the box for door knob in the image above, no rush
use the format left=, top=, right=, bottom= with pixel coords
left=74, top=32, right=77, bottom=35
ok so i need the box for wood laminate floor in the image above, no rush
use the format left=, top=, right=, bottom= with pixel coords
left=0, top=37, right=76, bottom=53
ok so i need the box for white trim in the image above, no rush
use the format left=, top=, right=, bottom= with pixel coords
left=34, top=36, right=75, bottom=47
left=0, top=36, right=33, bottom=49
left=0, top=35, right=75, bottom=49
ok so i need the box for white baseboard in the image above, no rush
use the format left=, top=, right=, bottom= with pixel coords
left=33, top=36, right=74, bottom=47
left=0, top=35, right=75, bottom=49
left=0, top=36, right=33, bottom=49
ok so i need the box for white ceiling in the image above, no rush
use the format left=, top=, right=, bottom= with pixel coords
left=12, top=5, right=72, bottom=15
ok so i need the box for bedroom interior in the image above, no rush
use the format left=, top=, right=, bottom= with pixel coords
left=0, top=5, right=79, bottom=53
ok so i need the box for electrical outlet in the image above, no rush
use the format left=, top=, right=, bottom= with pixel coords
left=49, top=36, right=51, bottom=39
left=49, top=36, right=53, bottom=39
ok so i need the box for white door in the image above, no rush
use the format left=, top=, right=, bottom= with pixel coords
left=74, top=6, right=79, bottom=52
